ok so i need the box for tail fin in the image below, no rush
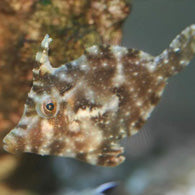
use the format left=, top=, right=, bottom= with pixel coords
left=155, top=24, right=195, bottom=77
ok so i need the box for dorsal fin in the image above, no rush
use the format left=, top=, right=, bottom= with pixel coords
left=34, top=34, right=53, bottom=74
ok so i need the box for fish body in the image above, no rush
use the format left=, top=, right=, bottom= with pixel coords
left=3, top=25, right=195, bottom=166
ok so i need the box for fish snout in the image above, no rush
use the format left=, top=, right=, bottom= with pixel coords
left=3, top=128, right=25, bottom=154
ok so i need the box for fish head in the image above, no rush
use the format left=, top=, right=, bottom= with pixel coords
left=3, top=35, right=79, bottom=156
left=3, top=35, right=105, bottom=163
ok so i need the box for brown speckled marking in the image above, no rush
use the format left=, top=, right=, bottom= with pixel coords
left=86, top=45, right=117, bottom=90
left=28, top=121, right=43, bottom=154
left=26, top=97, right=35, bottom=107
left=49, top=140, right=66, bottom=155
left=150, top=92, right=161, bottom=105
left=3, top=25, right=195, bottom=166
left=25, top=110, right=38, bottom=117
left=17, top=124, right=27, bottom=129
left=32, top=85, right=45, bottom=95
left=76, top=153, right=88, bottom=163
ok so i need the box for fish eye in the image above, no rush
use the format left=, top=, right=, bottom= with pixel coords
left=42, top=99, right=57, bottom=117
left=36, top=97, right=59, bottom=118
left=46, top=103, right=54, bottom=111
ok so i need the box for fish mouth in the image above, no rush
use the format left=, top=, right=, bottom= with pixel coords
left=3, top=116, right=40, bottom=154
left=3, top=128, right=25, bottom=154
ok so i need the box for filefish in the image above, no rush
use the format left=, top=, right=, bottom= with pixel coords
left=3, top=25, right=195, bottom=166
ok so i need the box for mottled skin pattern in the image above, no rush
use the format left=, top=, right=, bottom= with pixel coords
left=3, top=25, right=195, bottom=166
